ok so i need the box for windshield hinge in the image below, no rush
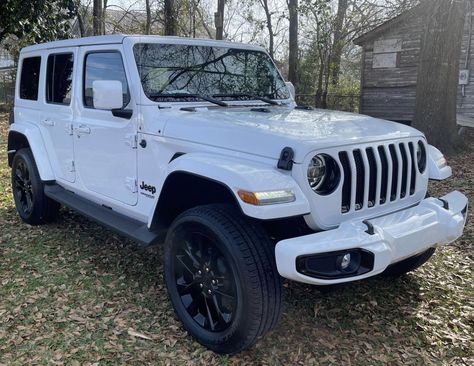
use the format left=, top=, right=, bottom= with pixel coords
left=277, top=147, right=294, bottom=171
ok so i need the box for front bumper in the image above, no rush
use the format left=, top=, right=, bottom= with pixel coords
left=275, top=191, right=468, bottom=285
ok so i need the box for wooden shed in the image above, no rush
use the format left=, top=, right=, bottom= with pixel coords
left=354, top=3, right=474, bottom=128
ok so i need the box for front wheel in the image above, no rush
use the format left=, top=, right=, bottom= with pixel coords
left=164, top=204, right=282, bottom=354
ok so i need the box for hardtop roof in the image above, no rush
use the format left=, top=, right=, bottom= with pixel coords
left=21, top=34, right=266, bottom=54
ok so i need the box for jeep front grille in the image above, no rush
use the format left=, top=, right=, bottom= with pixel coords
left=338, top=141, right=418, bottom=214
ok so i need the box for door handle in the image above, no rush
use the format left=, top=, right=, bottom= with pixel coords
left=76, top=125, right=91, bottom=135
left=41, top=119, right=54, bottom=127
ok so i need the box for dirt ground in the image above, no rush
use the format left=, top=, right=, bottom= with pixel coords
left=0, top=112, right=473, bottom=365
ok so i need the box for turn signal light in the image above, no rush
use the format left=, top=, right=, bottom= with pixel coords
left=237, top=189, right=296, bottom=206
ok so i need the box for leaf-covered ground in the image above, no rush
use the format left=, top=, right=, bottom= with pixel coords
left=0, top=113, right=473, bottom=365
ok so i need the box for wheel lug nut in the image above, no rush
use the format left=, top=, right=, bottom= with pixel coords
left=205, top=267, right=209, bottom=272
left=211, top=280, right=216, bottom=285
left=207, top=289, right=212, bottom=294
left=197, top=270, right=202, bottom=275
left=199, top=283, right=203, bottom=288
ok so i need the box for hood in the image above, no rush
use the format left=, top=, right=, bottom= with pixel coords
left=161, top=106, right=424, bottom=163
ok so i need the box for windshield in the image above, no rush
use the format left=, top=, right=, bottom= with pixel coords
left=133, top=43, right=290, bottom=102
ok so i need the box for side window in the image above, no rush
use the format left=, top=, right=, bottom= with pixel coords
left=46, top=53, right=74, bottom=105
left=20, top=56, right=41, bottom=100
left=83, top=52, right=130, bottom=108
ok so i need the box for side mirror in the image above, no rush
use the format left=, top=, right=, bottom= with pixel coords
left=93, top=80, right=123, bottom=110
left=285, top=81, right=295, bottom=100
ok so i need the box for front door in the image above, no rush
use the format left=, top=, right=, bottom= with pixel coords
left=74, top=46, right=138, bottom=205
left=39, top=49, right=76, bottom=182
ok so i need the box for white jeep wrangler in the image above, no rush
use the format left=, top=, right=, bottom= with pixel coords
left=8, top=35, right=468, bottom=354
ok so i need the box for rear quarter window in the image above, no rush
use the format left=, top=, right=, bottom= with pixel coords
left=46, top=53, right=74, bottom=105
left=20, top=56, right=41, bottom=100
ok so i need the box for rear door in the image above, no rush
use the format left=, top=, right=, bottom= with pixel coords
left=73, top=45, right=138, bottom=205
left=39, top=49, right=76, bottom=182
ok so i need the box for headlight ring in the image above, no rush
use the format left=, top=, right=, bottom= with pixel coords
left=416, top=141, right=427, bottom=173
left=307, top=154, right=341, bottom=195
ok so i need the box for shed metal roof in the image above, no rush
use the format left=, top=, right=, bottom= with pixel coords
left=354, top=4, right=423, bottom=46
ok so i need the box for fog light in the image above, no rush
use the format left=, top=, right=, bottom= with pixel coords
left=296, top=249, right=374, bottom=279
left=339, top=253, right=351, bottom=270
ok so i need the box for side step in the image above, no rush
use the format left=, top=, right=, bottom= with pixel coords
left=44, top=184, right=166, bottom=246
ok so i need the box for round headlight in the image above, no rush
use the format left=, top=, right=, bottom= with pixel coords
left=307, top=154, right=340, bottom=195
left=416, top=141, right=427, bottom=173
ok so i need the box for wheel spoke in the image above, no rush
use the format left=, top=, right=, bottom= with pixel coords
left=184, top=240, right=201, bottom=268
left=214, top=289, right=235, bottom=300
left=211, top=294, right=225, bottom=321
left=177, top=280, right=195, bottom=295
left=194, top=235, right=205, bottom=261
left=204, top=296, right=215, bottom=331
left=25, top=192, right=33, bottom=212
left=176, top=254, right=195, bottom=276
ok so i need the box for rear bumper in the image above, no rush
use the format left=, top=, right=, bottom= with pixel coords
left=275, top=191, right=468, bottom=285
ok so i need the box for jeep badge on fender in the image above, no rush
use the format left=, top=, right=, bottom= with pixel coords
left=140, top=181, right=156, bottom=195
left=7, top=35, right=468, bottom=355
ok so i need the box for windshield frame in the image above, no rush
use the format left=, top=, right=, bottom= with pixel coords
left=131, top=40, right=292, bottom=105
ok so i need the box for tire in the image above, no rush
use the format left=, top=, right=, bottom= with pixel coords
left=164, top=204, right=282, bottom=354
left=382, top=247, right=436, bottom=278
left=11, top=148, right=60, bottom=225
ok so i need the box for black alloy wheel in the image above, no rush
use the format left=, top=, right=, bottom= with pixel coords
left=172, top=227, right=237, bottom=332
left=13, top=159, right=34, bottom=216
left=164, top=204, right=282, bottom=354
left=11, top=148, right=60, bottom=225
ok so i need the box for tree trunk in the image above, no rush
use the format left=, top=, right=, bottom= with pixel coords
left=102, top=0, right=107, bottom=35
left=215, top=0, right=224, bottom=40
left=315, top=60, right=324, bottom=107
left=93, top=0, right=102, bottom=35
left=260, top=0, right=274, bottom=59
left=413, top=0, right=466, bottom=152
left=330, top=0, right=348, bottom=87
left=73, top=0, right=85, bottom=37
left=145, top=0, right=151, bottom=34
left=288, top=0, right=298, bottom=86
left=164, top=0, right=177, bottom=35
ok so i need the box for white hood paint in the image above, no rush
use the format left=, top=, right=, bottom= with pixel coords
left=160, top=106, right=424, bottom=163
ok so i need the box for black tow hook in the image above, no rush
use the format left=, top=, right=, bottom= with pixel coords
left=438, top=198, right=450, bottom=210
left=363, top=220, right=375, bottom=235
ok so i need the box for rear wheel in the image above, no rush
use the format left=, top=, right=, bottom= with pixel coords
left=11, top=148, right=59, bottom=225
left=382, top=247, right=436, bottom=277
left=164, top=204, right=282, bottom=354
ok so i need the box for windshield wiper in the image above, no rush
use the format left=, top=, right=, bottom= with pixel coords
left=213, top=93, right=280, bottom=106
left=149, top=93, right=228, bottom=107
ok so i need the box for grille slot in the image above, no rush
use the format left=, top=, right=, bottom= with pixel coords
left=339, top=141, right=419, bottom=214
left=339, top=151, right=351, bottom=213
left=353, top=150, right=365, bottom=211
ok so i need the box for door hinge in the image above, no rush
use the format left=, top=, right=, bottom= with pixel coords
left=125, top=134, right=138, bottom=149
left=125, top=177, right=138, bottom=193
left=65, top=123, right=74, bottom=136
left=68, top=160, right=75, bottom=173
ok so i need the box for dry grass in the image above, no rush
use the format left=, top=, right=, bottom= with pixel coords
left=0, top=112, right=473, bottom=365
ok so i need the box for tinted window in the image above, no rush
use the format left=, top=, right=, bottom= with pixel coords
left=46, top=53, right=74, bottom=105
left=83, top=52, right=130, bottom=108
left=133, top=44, right=290, bottom=101
left=20, top=57, right=41, bottom=100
